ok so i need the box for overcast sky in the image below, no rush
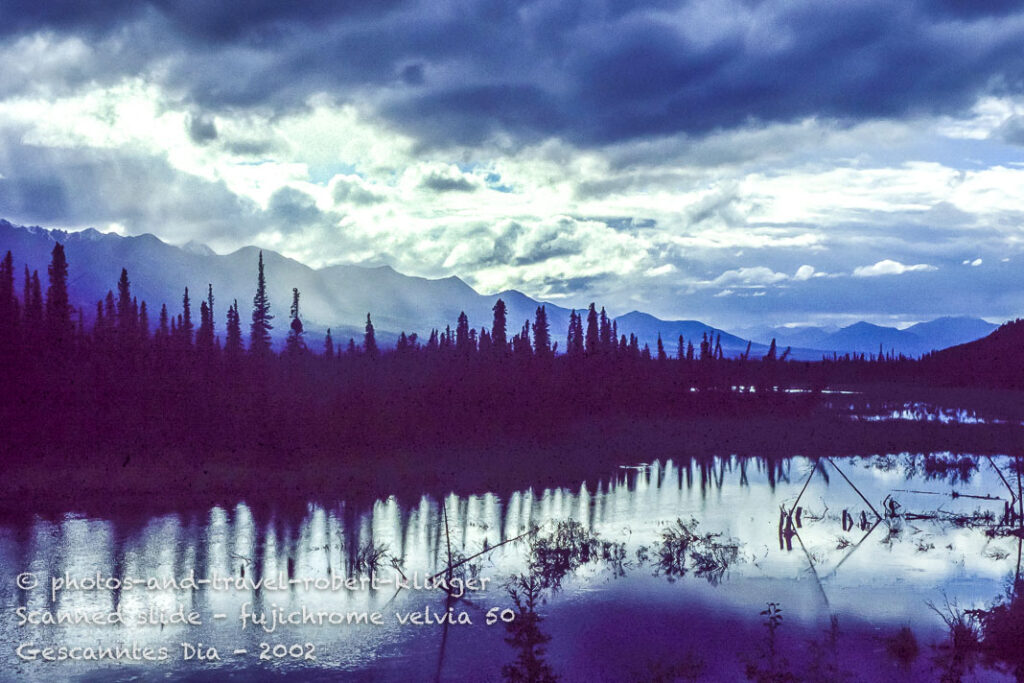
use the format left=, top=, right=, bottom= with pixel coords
left=1, top=0, right=1024, bottom=328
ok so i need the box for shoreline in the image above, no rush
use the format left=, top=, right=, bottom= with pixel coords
left=2, top=411, right=1021, bottom=517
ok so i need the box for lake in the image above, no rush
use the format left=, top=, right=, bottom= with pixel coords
left=2, top=434, right=1022, bottom=681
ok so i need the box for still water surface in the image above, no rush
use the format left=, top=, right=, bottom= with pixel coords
left=1, top=451, right=1021, bottom=681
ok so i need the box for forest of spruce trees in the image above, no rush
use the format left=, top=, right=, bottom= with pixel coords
left=0, top=243, right=1020, bottom=463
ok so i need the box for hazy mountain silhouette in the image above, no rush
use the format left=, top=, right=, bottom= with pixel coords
left=922, top=318, right=1024, bottom=387
left=904, top=316, right=998, bottom=352
left=734, top=318, right=997, bottom=358
left=614, top=311, right=772, bottom=358
left=732, top=324, right=838, bottom=350
left=0, top=220, right=584, bottom=349
left=0, top=219, right=997, bottom=356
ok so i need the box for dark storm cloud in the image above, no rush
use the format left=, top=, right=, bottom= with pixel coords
left=6, top=0, right=1024, bottom=147
left=0, top=0, right=407, bottom=41
left=419, top=172, right=477, bottom=193
left=331, top=178, right=385, bottom=206
left=267, top=187, right=322, bottom=232
left=922, top=0, right=1024, bottom=20
left=994, top=115, right=1024, bottom=146
left=186, top=113, right=217, bottom=144
left=0, top=132, right=261, bottom=240
left=0, top=0, right=142, bottom=38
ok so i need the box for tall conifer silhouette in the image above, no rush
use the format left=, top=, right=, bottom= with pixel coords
left=456, top=311, right=471, bottom=356
left=585, top=303, right=599, bottom=356
left=206, top=284, right=214, bottom=339
left=45, top=244, right=72, bottom=348
left=197, top=300, right=214, bottom=350
left=286, top=287, right=305, bottom=355
left=364, top=313, right=379, bottom=358
left=250, top=251, right=274, bottom=354
left=180, top=287, right=193, bottom=346
left=324, top=327, right=334, bottom=358
left=492, top=299, right=508, bottom=356
left=532, top=305, right=550, bottom=357
left=225, top=300, right=242, bottom=354
left=116, top=268, right=133, bottom=334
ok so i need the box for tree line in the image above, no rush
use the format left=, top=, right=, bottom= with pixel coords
left=0, top=243, right=1008, bottom=460
left=0, top=245, right=796, bottom=366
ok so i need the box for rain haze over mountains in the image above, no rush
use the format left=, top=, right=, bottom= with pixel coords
left=0, top=219, right=997, bottom=358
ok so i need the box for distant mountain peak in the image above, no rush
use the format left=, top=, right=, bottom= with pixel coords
left=181, top=239, right=216, bottom=257
left=0, top=218, right=1005, bottom=357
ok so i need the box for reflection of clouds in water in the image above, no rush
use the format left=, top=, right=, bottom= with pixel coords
left=0, top=455, right=1018, bottom=679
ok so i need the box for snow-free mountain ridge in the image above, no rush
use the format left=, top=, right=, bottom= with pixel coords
left=0, top=220, right=997, bottom=357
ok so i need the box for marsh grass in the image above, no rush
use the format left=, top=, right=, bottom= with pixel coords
left=652, top=517, right=743, bottom=585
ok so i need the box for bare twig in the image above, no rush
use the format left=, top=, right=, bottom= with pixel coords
left=430, top=525, right=541, bottom=581
left=825, top=458, right=882, bottom=520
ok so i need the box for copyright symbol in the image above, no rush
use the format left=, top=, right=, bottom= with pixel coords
left=16, top=573, right=38, bottom=590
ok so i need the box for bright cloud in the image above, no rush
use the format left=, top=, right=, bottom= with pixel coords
left=3, top=3, right=1024, bottom=327
left=853, top=260, right=938, bottom=277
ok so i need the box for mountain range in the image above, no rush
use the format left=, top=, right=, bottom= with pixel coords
left=0, top=219, right=1001, bottom=358
left=734, top=317, right=999, bottom=358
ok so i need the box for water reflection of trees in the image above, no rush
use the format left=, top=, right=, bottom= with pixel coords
left=11, top=453, right=1023, bottom=681
left=501, top=574, right=558, bottom=683
left=643, top=517, right=743, bottom=586
left=762, top=453, right=1024, bottom=681
left=494, top=516, right=744, bottom=680
left=527, top=520, right=628, bottom=591
left=888, top=455, right=1024, bottom=681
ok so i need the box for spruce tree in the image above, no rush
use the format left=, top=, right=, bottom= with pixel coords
left=286, top=287, right=305, bottom=355
left=478, top=327, right=491, bottom=355
left=197, top=300, right=213, bottom=350
left=364, top=313, right=379, bottom=358
left=599, top=307, right=611, bottom=352
left=225, top=300, right=242, bottom=354
left=585, top=303, right=599, bottom=355
left=456, top=311, right=470, bottom=356
left=250, top=251, right=274, bottom=354
left=491, top=299, right=508, bottom=355
left=177, top=287, right=193, bottom=346
left=207, top=284, right=215, bottom=339
left=532, top=305, right=550, bottom=357
left=566, top=310, right=577, bottom=355
left=157, top=303, right=169, bottom=340
left=103, top=289, right=115, bottom=323
left=116, top=268, right=133, bottom=333
left=569, top=310, right=584, bottom=356
left=324, top=327, right=334, bottom=358
left=45, top=244, right=72, bottom=348
left=516, top=319, right=531, bottom=356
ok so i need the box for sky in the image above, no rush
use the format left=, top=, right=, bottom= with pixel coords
left=1, top=0, right=1024, bottom=329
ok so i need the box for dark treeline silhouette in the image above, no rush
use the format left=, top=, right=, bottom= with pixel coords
left=1, top=244, right=1022, bottom=484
